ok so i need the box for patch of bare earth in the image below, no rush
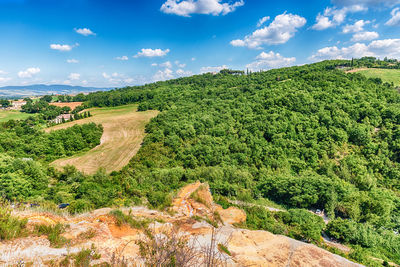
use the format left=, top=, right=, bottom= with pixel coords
left=49, top=102, right=83, bottom=110
left=1, top=182, right=363, bottom=266
left=47, top=105, right=158, bottom=174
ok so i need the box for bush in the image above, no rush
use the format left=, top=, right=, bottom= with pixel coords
left=35, top=223, right=68, bottom=248
left=0, top=204, right=28, bottom=240
left=67, top=199, right=94, bottom=214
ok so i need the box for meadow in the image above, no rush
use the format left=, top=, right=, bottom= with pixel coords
left=47, top=104, right=158, bottom=174
left=355, top=68, right=400, bottom=86
left=0, top=110, right=34, bottom=122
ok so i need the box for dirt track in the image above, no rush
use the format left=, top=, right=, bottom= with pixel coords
left=47, top=105, right=158, bottom=174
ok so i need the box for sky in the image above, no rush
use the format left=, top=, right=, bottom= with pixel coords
left=0, top=0, right=400, bottom=88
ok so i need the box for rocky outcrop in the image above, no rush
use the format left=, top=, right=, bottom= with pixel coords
left=0, top=182, right=362, bottom=267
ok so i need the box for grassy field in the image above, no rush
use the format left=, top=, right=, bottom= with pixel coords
left=47, top=104, right=158, bottom=174
left=353, top=68, right=400, bottom=86
left=0, top=110, right=34, bottom=122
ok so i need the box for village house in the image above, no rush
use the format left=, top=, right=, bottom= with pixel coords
left=11, top=100, right=27, bottom=110
left=54, top=114, right=72, bottom=124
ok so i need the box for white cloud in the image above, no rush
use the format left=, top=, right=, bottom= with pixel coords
left=310, top=38, right=400, bottom=60
left=160, top=0, right=244, bottom=17
left=176, top=69, right=192, bottom=76
left=102, top=72, right=110, bottom=79
left=115, top=56, right=129, bottom=61
left=160, top=61, right=173, bottom=68
left=246, top=51, right=296, bottom=71
left=200, top=65, right=228, bottom=73
left=351, top=31, right=379, bottom=42
left=102, top=72, right=134, bottom=84
left=0, top=70, right=7, bottom=75
left=134, top=48, right=170, bottom=58
left=68, top=73, right=80, bottom=80
left=342, top=20, right=368, bottom=33
left=67, top=59, right=79, bottom=63
left=0, top=77, right=11, bottom=83
left=312, top=15, right=335, bottom=30
left=75, top=28, right=96, bottom=36
left=175, top=60, right=186, bottom=68
left=386, top=8, right=400, bottom=26
left=18, top=67, right=40, bottom=78
left=191, top=57, right=196, bottom=61
left=153, top=68, right=174, bottom=81
left=249, top=51, right=296, bottom=69
left=312, top=5, right=367, bottom=30
left=230, top=12, right=306, bottom=49
left=257, top=16, right=270, bottom=27
left=50, top=43, right=78, bottom=52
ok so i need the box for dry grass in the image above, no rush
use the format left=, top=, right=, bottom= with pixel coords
left=49, top=102, right=83, bottom=110
left=47, top=104, right=158, bottom=174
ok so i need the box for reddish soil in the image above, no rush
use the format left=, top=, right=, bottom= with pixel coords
left=49, top=102, right=83, bottom=110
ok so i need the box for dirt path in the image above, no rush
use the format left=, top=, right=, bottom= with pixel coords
left=47, top=105, right=158, bottom=174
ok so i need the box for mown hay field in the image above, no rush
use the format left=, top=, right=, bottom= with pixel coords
left=47, top=104, right=158, bottom=174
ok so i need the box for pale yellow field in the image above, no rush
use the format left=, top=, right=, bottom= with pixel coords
left=47, top=104, right=158, bottom=174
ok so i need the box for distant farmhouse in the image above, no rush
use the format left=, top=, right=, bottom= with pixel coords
left=11, top=100, right=27, bottom=110
left=54, top=114, right=72, bottom=124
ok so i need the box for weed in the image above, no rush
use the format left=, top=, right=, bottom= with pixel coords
left=34, top=223, right=69, bottom=248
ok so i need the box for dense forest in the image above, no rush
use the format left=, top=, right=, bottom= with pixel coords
left=1, top=59, right=400, bottom=265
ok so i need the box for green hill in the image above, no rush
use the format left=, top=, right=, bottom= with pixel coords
left=1, top=60, right=400, bottom=265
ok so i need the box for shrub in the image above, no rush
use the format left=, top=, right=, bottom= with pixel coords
left=35, top=223, right=68, bottom=248
left=0, top=203, right=28, bottom=240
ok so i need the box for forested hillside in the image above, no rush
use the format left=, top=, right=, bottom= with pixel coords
left=82, top=60, right=400, bottom=264
left=1, top=60, right=400, bottom=265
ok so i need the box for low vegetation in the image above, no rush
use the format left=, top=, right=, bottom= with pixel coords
left=0, top=203, right=28, bottom=240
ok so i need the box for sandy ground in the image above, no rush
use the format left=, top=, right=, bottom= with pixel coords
left=47, top=105, right=158, bottom=174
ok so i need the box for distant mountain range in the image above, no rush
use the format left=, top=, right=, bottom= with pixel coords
left=0, top=84, right=112, bottom=98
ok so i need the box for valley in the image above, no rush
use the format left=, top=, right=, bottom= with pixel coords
left=47, top=104, right=158, bottom=174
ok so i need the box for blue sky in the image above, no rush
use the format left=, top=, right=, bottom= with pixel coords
left=0, top=0, right=400, bottom=87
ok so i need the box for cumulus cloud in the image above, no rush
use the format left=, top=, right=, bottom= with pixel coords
left=134, top=48, right=170, bottom=58
left=160, top=0, right=244, bottom=17
left=102, top=72, right=134, bottom=84
left=386, top=8, right=400, bottom=26
left=18, top=67, right=40, bottom=78
left=200, top=65, right=228, bottom=73
left=0, top=70, right=7, bottom=75
left=257, top=16, right=270, bottom=27
left=68, top=73, right=80, bottom=80
left=312, top=5, right=367, bottom=30
left=310, top=38, right=400, bottom=60
left=50, top=43, right=78, bottom=52
left=67, top=59, right=79, bottom=63
left=176, top=69, right=192, bottom=76
left=175, top=60, right=186, bottom=68
left=115, top=56, right=129, bottom=61
left=342, top=20, right=369, bottom=33
left=75, top=28, right=96, bottom=36
left=246, top=51, right=296, bottom=71
left=351, top=31, right=379, bottom=42
left=153, top=68, right=174, bottom=81
left=230, top=12, right=306, bottom=49
left=160, top=61, right=173, bottom=68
